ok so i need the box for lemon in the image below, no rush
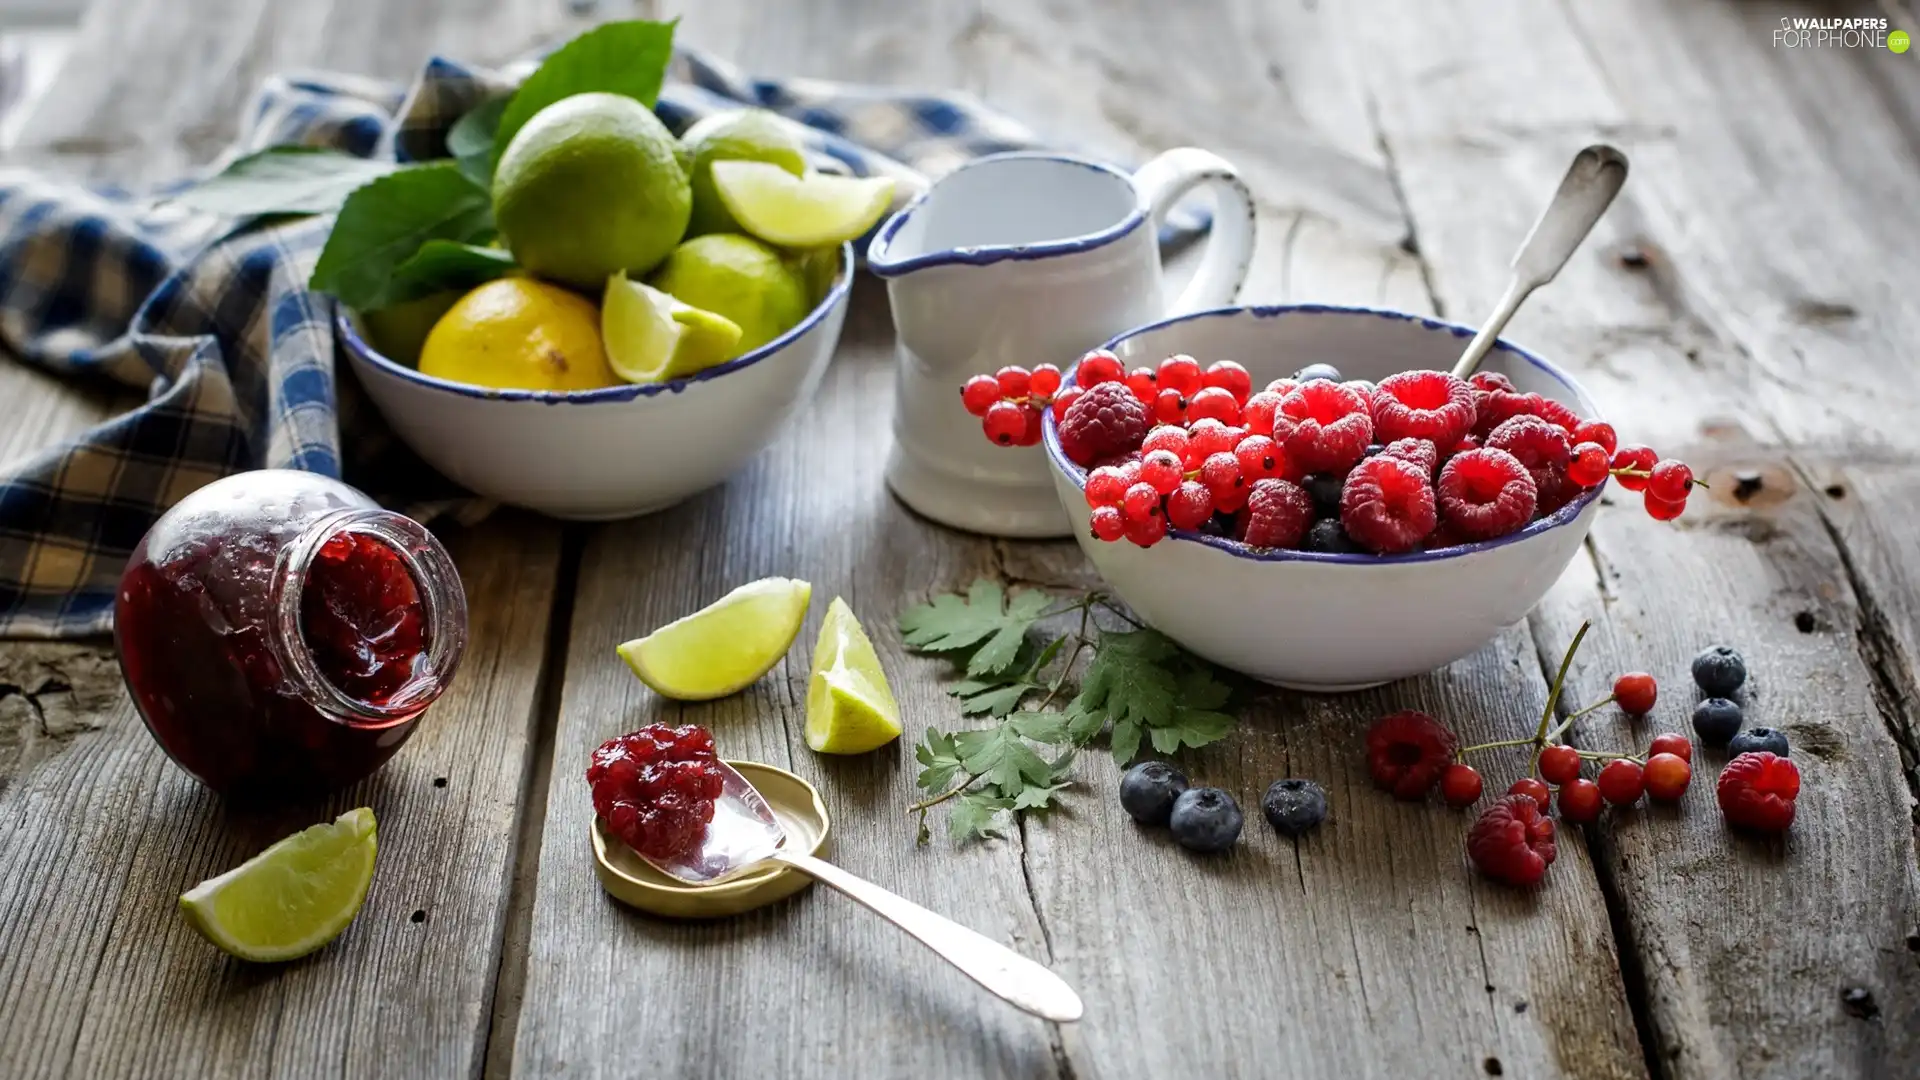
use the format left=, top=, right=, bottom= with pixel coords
left=805, top=597, right=902, bottom=755
left=179, top=808, right=378, bottom=962
left=601, top=271, right=745, bottom=383
left=649, top=234, right=810, bottom=354
left=618, top=577, right=812, bottom=700
left=680, top=109, right=809, bottom=237
left=711, top=161, right=896, bottom=248
left=419, top=278, right=618, bottom=392
left=492, top=92, right=691, bottom=289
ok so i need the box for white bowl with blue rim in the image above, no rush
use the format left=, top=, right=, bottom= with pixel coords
left=338, top=244, right=852, bottom=520
left=1043, top=304, right=1605, bottom=691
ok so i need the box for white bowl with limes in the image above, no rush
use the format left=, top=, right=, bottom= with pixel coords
left=339, top=242, right=852, bottom=521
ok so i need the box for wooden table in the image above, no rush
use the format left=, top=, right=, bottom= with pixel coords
left=5, top=1, right=1919, bottom=1077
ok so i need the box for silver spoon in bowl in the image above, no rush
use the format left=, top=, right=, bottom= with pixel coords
left=606, top=760, right=1086, bottom=1023
left=1449, top=144, right=1629, bottom=381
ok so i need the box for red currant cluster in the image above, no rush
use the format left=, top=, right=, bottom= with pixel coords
left=962, top=350, right=1706, bottom=553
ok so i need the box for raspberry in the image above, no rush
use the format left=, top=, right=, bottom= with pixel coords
left=983, top=400, right=1027, bottom=446
left=1611, top=444, right=1657, bottom=491
left=1597, top=759, right=1644, bottom=805
left=1643, top=753, right=1691, bottom=802
left=1089, top=505, right=1125, bottom=541
left=1568, top=442, right=1610, bottom=487
left=1273, top=381, right=1375, bottom=475
left=1234, top=435, right=1286, bottom=483
left=1537, top=470, right=1581, bottom=516
left=1469, top=370, right=1516, bottom=395
left=1508, top=776, right=1551, bottom=808
left=1265, top=377, right=1299, bottom=396
left=1540, top=745, right=1581, bottom=785
left=1436, top=448, right=1537, bottom=541
left=1141, top=425, right=1190, bottom=461
left=1121, top=482, right=1161, bottom=521
left=1241, top=391, right=1283, bottom=437
left=995, top=366, right=1031, bottom=397
left=1204, top=360, right=1252, bottom=402
left=1199, top=452, right=1248, bottom=513
left=1057, top=381, right=1150, bottom=466
left=961, top=375, right=1002, bottom=416
left=1645, top=490, right=1687, bottom=521
left=1440, top=763, right=1483, bottom=807
left=1341, top=455, right=1437, bottom=553
left=1188, top=418, right=1240, bottom=460
left=1076, top=350, right=1124, bottom=386
left=1649, top=732, right=1692, bottom=762
left=1166, top=481, right=1214, bottom=530
left=1717, top=751, right=1799, bottom=831
left=1443, top=433, right=1481, bottom=458
left=1140, top=449, right=1184, bottom=494
left=1534, top=395, right=1581, bottom=433
left=1364, top=710, right=1458, bottom=800
left=1050, top=385, right=1082, bottom=422
left=1240, top=479, right=1313, bottom=548
left=1649, top=459, right=1694, bottom=502
left=1472, top=387, right=1537, bottom=438
left=1573, top=420, right=1617, bottom=455
left=1487, top=415, right=1572, bottom=488
left=1371, top=370, right=1477, bottom=447
left=1613, top=672, right=1657, bottom=715
left=1126, top=366, right=1158, bottom=401
left=1468, top=795, right=1557, bottom=887
left=1157, top=354, right=1203, bottom=396
left=588, top=724, right=725, bottom=861
left=1187, top=387, right=1242, bottom=425
left=1557, top=778, right=1602, bottom=824
left=1381, top=437, right=1437, bottom=477
left=1153, top=388, right=1188, bottom=426
left=1030, top=364, right=1062, bottom=397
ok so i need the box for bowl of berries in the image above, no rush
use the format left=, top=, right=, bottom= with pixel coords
left=992, top=304, right=1698, bottom=691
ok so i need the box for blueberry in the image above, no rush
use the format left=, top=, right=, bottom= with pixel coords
left=1691, top=645, right=1747, bottom=697
left=1262, top=779, right=1328, bottom=836
left=1363, top=443, right=1386, bottom=458
left=1119, top=761, right=1189, bottom=825
left=1304, top=473, right=1345, bottom=515
left=1294, top=363, right=1343, bottom=383
left=1692, top=697, right=1744, bottom=745
left=1305, top=518, right=1361, bottom=554
left=1169, top=787, right=1243, bottom=852
left=1728, top=727, right=1789, bottom=757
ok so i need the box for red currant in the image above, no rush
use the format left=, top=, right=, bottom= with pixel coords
left=1199, top=452, right=1248, bottom=513
left=1203, top=360, right=1253, bottom=403
left=1644, top=490, right=1687, bottom=521
left=1124, top=511, right=1168, bottom=547
left=1089, top=505, right=1125, bottom=541
left=1648, top=459, right=1694, bottom=502
left=1611, top=444, right=1657, bottom=491
left=995, top=365, right=1031, bottom=397
left=983, top=401, right=1026, bottom=445
left=1233, top=435, right=1285, bottom=483
left=1508, top=777, right=1551, bottom=808
left=1188, top=419, right=1239, bottom=460
left=1140, top=449, right=1184, bottom=494
left=1050, top=385, right=1082, bottom=421
left=1540, top=745, right=1582, bottom=786
left=1440, top=763, right=1483, bottom=807
left=1077, top=350, right=1124, bottom=386
left=1125, top=366, right=1158, bottom=402
left=1242, top=391, right=1283, bottom=437
left=1596, top=759, right=1644, bottom=805
left=1568, top=442, right=1610, bottom=487
left=1187, top=387, right=1242, bottom=426
left=1015, top=405, right=1043, bottom=446
left=1613, top=672, right=1656, bottom=715
left=1165, top=480, right=1214, bottom=530
left=1557, top=778, right=1603, bottom=823
left=961, top=375, right=1003, bottom=416
left=1121, top=482, right=1161, bottom=521
left=1030, top=364, right=1062, bottom=397
left=1572, top=420, right=1617, bottom=456
left=1649, top=732, right=1692, bottom=762
left=1643, top=753, right=1691, bottom=801
left=1153, top=387, right=1189, bottom=426
left=1085, top=466, right=1128, bottom=507
left=1142, top=425, right=1190, bottom=460
left=1157, top=354, right=1203, bottom=396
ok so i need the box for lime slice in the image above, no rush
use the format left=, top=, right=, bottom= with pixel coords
left=619, top=577, right=812, bottom=700
left=711, top=161, right=896, bottom=248
left=179, top=808, right=378, bottom=962
left=806, top=597, right=903, bottom=754
left=602, top=271, right=745, bottom=383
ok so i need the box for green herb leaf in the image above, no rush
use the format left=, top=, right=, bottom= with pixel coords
left=948, top=677, right=1034, bottom=718
left=954, top=726, right=1054, bottom=792
left=447, top=98, right=506, bottom=187
left=1110, top=719, right=1144, bottom=764
left=493, top=19, right=678, bottom=158
left=913, top=728, right=965, bottom=793
left=170, top=147, right=397, bottom=217
left=308, top=162, right=494, bottom=310
left=1007, top=711, right=1070, bottom=745
left=1064, top=698, right=1107, bottom=744
left=385, top=239, right=516, bottom=304
left=899, top=580, right=1052, bottom=677
left=950, top=793, right=1014, bottom=842
left=1072, top=627, right=1181, bottom=731
left=1013, top=780, right=1073, bottom=811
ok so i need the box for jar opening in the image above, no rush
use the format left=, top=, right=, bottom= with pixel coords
left=271, top=508, right=469, bottom=728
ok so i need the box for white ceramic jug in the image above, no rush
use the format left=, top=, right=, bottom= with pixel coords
left=870, top=150, right=1255, bottom=538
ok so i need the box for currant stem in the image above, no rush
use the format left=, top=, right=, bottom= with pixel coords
left=1456, top=736, right=1542, bottom=755
left=1564, top=694, right=1614, bottom=724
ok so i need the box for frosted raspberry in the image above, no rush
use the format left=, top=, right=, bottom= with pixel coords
left=1381, top=437, right=1437, bottom=477
left=1472, top=386, right=1538, bottom=438
left=1533, top=395, right=1581, bottom=433
left=1717, top=752, right=1799, bottom=832
left=1468, top=795, right=1557, bottom=887
left=1340, top=455, right=1437, bottom=554
left=1469, top=371, right=1516, bottom=395
left=1057, top=381, right=1150, bottom=466
left=1365, top=710, right=1458, bottom=799
left=1239, top=479, right=1314, bottom=549
left=1272, top=380, right=1374, bottom=475
left=1371, top=370, right=1477, bottom=447
left=1437, top=448, right=1538, bottom=541
left=1486, top=414, right=1571, bottom=486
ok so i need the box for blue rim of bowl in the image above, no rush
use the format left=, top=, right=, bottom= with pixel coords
left=1040, top=303, right=1608, bottom=565
left=336, top=241, right=854, bottom=403
left=866, top=152, right=1149, bottom=277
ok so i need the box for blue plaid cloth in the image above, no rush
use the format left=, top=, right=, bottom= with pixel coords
left=0, top=48, right=1208, bottom=638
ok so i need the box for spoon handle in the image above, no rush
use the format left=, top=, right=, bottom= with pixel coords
left=770, top=848, right=1085, bottom=1022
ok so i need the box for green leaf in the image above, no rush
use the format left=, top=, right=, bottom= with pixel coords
left=1013, top=780, right=1073, bottom=811
left=493, top=19, right=678, bottom=158
left=1072, top=627, right=1181, bottom=731
left=447, top=97, right=506, bottom=187
left=954, top=726, right=1054, bottom=793
left=1148, top=709, right=1235, bottom=754
left=949, top=793, right=1014, bottom=842
left=1065, top=698, right=1107, bottom=744
left=913, top=728, right=965, bottom=793
left=1007, top=711, right=1070, bottom=745
left=950, top=678, right=1034, bottom=718
left=170, top=147, right=397, bottom=217
left=385, top=240, right=516, bottom=304
left=309, top=162, right=495, bottom=310
left=898, top=580, right=1052, bottom=677
left=1110, top=719, right=1144, bottom=765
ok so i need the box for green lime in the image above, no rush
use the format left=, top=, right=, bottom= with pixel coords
left=784, top=246, right=843, bottom=307
left=601, top=270, right=744, bottom=383
left=680, top=109, right=809, bottom=237
left=492, top=92, right=691, bottom=289
left=648, top=234, right=810, bottom=354
left=711, top=161, right=895, bottom=248
left=179, top=808, right=378, bottom=962
left=806, top=597, right=902, bottom=754
left=363, top=289, right=461, bottom=366
left=618, top=577, right=813, bottom=700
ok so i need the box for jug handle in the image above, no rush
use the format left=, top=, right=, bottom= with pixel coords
left=1132, top=148, right=1257, bottom=314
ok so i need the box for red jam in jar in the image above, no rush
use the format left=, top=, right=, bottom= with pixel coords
left=114, top=470, right=468, bottom=798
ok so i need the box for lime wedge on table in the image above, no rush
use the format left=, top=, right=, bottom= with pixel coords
left=711, top=160, right=896, bottom=248
left=179, top=808, right=378, bottom=963
left=806, top=597, right=903, bottom=755
left=619, top=578, right=813, bottom=700
left=601, top=271, right=744, bottom=384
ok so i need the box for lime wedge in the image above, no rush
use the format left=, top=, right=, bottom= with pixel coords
left=806, top=597, right=903, bottom=754
left=711, top=161, right=896, bottom=248
left=179, top=808, right=378, bottom=962
left=619, top=577, right=812, bottom=700
left=602, top=271, right=745, bottom=383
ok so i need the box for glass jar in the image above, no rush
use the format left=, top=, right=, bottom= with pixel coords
left=114, top=470, right=468, bottom=798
